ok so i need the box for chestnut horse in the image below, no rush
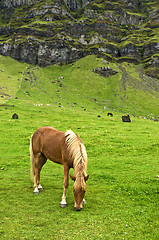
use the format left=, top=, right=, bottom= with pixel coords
left=30, top=126, right=89, bottom=211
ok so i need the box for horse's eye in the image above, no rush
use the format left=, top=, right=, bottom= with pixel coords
left=73, top=188, right=75, bottom=192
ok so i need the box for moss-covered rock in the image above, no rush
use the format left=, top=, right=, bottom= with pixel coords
left=0, top=0, right=158, bottom=78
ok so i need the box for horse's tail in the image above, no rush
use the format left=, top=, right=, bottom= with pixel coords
left=30, top=136, right=34, bottom=181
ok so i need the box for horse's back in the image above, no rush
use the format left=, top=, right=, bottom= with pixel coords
left=32, top=126, right=66, bottom=164
left=33, top=126, right=64, bottom=139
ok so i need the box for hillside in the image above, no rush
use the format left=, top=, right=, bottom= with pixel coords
left=1, top=54, right=159, bottom=119
left=0, top=0, right=159, bottom=79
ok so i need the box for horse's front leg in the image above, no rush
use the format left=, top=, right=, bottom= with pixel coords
left=60, top=164, right=69, bottom=208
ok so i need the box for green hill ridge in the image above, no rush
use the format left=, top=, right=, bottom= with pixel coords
left=1, top=54, right=159, bottom=119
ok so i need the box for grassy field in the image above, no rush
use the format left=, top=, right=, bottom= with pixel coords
left=0, top=55, right=159, bottom=239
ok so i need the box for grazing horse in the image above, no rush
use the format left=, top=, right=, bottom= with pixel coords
left=30, top=126, right=89, bottom=211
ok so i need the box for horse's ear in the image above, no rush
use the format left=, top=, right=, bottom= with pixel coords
left=84, top=175, right=89, bottom=182
left=70, top=174, right=76, bottom=181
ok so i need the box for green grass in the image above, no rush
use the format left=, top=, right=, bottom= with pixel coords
left=0, top=55, right=28, bottom=103
left=0, top=55, right=159, bottom=239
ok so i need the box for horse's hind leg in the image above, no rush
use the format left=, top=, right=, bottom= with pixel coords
left=32, top=153, right=47, bottom=194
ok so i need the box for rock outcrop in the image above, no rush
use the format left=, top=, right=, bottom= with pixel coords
left=0, top=0, right=158, bottom=78
left=64, top=0, right=92, bottom=11
left=1, top=0, right=38, bottom=8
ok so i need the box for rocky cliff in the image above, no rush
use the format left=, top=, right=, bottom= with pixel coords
left=0, top=0, right=159, bottom=78
left=1, top=0, right=38, bottom=8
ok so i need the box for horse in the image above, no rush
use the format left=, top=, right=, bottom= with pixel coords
left=30, top=126, right=89, bottom=211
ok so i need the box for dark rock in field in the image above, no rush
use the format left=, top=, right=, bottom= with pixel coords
left=12, top=113, right=18, bottom=119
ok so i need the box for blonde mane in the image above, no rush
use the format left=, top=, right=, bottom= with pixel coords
left=65, top=130, right=87, bottom=176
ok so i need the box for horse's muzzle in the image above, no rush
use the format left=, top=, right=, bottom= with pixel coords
left=74, top=207, right=82, bottom=211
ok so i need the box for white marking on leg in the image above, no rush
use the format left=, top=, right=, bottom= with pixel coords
left=34, top=187, right=39, bottom=194
left=60, top=194, right=67, bottom=207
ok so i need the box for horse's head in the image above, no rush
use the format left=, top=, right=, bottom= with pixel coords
left=70, top=174, right=89, bottom=211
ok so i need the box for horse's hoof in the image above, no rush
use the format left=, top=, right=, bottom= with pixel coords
left=38, top=185, right=43, bottom=190
left=60, top=203, right=67, bottom=208
left=34, top=189, right=39, bottom=194
left=74, top=207, right=82, bottom=211
left=83, top=199, right=86, bottom=204
left=34, top=191, right=39, bottom=194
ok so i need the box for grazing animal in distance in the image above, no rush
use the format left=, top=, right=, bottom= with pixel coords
left=122, top=114, right=131, bottom=122
left=30, top=126, right=89, bottom=211
left=107, top=113, right=113, bottom=117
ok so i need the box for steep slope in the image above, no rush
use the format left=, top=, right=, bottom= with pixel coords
left=1, top=54, right=159, bottom=119
left=0, top=55, right=28, bottom=103
left=0, top=0, right=159, bottom=79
